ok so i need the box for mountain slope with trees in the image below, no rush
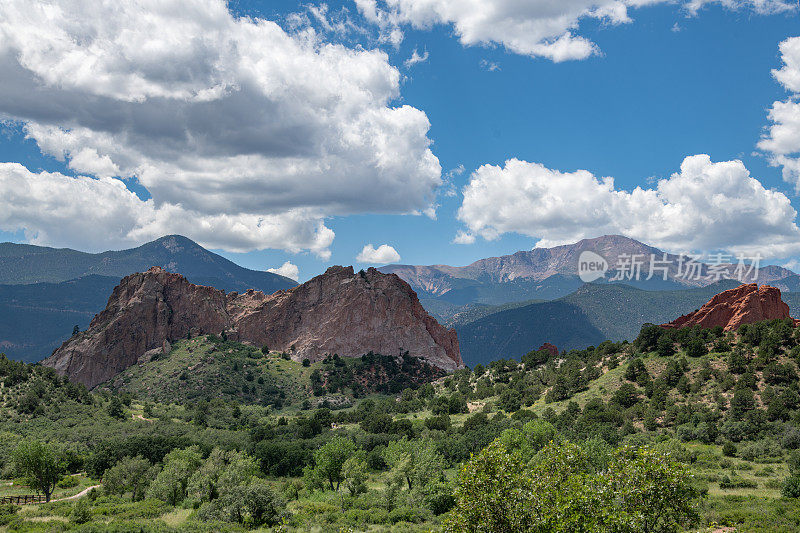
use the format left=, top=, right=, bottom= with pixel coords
left=4, top=312, right=800, bottom=531
left=456, top=280, right=746, bottom=366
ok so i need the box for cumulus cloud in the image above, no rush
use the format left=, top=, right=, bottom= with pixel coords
left=456, top=155, right=800, bottom=258
left=356, top=244, right=402, bottom=264
left=0, top=163, right=334, bottom=255
left=0, top=0, right=441, bottom=254
left=267, top=261, right=300, bottom=281
left=759, top=36, right=800, bottom=187
left=452, top=231, right=476, bottom=245
left=356, top=1, right=795, bottom=62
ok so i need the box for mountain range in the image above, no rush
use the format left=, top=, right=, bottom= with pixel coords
left=380, top=235, right=799, bottom=314
left=3, top=233, right=800, bottom=367
left=0, top=235, right=297, bottom=291
left=0, top=236, right=297, bottom=362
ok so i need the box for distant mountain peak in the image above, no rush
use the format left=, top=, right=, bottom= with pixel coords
left=0, top=235, right=297, bottom=291
left=380, top=235, right=796, bottom=305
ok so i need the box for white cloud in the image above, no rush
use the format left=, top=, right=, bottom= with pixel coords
left=685, top=0, right=797, bottom=15
left=404, top=48, right=429, bottom=68
left=0, top=0, right=441, bottom=255
left=479, top=59, right=501, bottom=72
left=781, top=259, right=800, bottom=273
left=759, top=37, right=800, bottom=188
left=356, top=1, right=796, bottom=62
left=356, top=243, right=401, bottom=264
left=452, top=231, right=476, bottom=245
left=267, top=261, right=300, bottom=281
left=0, top=163, right=335, bottom=255
left=457, top=154, right=800, bottom=258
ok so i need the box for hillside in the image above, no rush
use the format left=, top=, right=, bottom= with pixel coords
left=456, top=280, right=743, bottom=366
left=0, top=235, right=297, bottom=293
left=4, top=316, right=800, bottom=531
left=108, top=335, right=447, bottom=407
left=0, top=275, right=120, bottom=362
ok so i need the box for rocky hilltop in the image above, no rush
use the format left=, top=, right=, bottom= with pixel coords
left=662, top=283, right=799, bottom=331
left=43, top=266, right=462, bottom=388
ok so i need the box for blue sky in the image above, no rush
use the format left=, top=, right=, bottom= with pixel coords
left=0, top=1, right=799, bottom=281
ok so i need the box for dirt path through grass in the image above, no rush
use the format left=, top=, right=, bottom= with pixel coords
left=51, top=484, right=101, bottom=502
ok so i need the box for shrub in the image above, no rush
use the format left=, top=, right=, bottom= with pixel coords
left=58, top=474, right=79, bottom=488
left=0, top=504, right=19, bottom=527
left=722, top=442, right=737, bottom=457
left=70, top=498, right=92, bottom=524
left=719, top=476, right=757, bottom=489
left=782, top=476, right=800, bottom=498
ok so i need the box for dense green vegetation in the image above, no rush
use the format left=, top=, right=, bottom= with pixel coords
left=3, top=318, right=800, bottom=531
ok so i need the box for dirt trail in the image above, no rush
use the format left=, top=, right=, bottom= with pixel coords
left=51, top=484, right=101, bottom=502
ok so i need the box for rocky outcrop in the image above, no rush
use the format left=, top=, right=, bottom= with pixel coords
left=537, top=343, right=559, bottom=358
left=42, top=268, right=229, bottom=388
left=662, top=283, right=799, bottom=332
left=44, top=266, right=462, bottom=388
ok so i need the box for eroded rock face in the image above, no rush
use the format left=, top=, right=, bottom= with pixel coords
left=662, top=283, right=798, bottom=332
left=44, top=266, right=462, bottom=388
left=42, top=268, right=229, bottom=389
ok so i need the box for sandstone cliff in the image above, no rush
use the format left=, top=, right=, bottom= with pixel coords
left=662, top=283, right=798, bottom=332
left=44, top=266, right=462, bottom=388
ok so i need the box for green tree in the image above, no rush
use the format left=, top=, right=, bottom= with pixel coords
left=13, top=440, right=65, bottom=502
left=107, top=396, right=125, bottom=420
left=198, top=481, right=286, bottom=527
left=499, top=388, right=523, bottom=412
left=684, top=337, right=707, bottom=358
left=341, top=451, right=368, bottom=496
left=383, top=438, right=444, bottom=492
left=146, top=446, right=202, bottom=505
left=656, top=335, right=675, bottom=357
left=444, top=439, right=701, bottom=533
left=312, top=436, right=356, bottom=491
left=624, top=358, right=649, bottom=385
left=612, top=383, right=640, bottom=408
left=186, top=448, right=228, bottom=503
left=103, top=456, right=157, bottom=501
left=730, top=388, right=755, bottom=420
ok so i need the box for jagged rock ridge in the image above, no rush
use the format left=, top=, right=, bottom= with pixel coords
left=43, top=266, right=462, bottom=388
left=662, top=283, right=799, bottom=332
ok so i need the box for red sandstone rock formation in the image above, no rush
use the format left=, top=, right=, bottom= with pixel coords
left=662, top=283, right=799, bottom=332
left=537, top=343, right=559, bottom=358
left=44, top=266, right=462, bottom=388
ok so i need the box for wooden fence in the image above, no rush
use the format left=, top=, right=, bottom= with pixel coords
left=0, top=494, right=47, bottom=505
